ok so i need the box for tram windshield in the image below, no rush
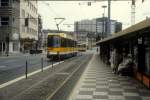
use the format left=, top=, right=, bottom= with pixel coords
left=47, top=36, right=60, bottom=47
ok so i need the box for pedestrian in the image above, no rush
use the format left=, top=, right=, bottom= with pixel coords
left=117, top=53, right=133, bottom=76
left=109, top=49, right=119, bottom=74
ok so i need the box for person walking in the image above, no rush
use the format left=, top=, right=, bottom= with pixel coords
left=97, top=47, right=99, bottom=54
left=109, top=49, right=119, bottom=73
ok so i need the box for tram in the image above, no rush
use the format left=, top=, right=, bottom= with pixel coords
left=47, top=33, right=77, bottom=60
left=77, top=43, right=87, bottom=52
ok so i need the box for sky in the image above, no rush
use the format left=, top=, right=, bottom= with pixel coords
left=38, top=0, right=150, bottom=31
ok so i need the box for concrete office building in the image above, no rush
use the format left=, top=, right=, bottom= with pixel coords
left=76, top=19, right=96, bottom=33
left=74, top=17, right=122, bottom=44
left=96, top=17, right=122, bottom=38
left=0, top=0, right=20, bottom=54
left=20, top=0, right=38, bottom=52
left=0, top=0, right=38, bottom=54
left=74, top=19, right=96, bottom=44
left=74, top=20, right=97, bottom=49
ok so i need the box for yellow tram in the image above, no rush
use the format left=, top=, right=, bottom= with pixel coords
left=77, top=43, right=87, bottom=52
left=47, top=33, right=77, bottom=60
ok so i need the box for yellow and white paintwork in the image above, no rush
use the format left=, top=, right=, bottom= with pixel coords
left=47, top=33, right=77, bottom=58
left=47, top=33, right=73, bottom=40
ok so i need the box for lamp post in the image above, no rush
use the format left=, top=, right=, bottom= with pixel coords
left=6, top=33, right=9, bottom=56
left=102, top=5, right=107, bottom=39
left=102, top=5, right=107, bottom=17
left=107, top=0, right=111, bottom=36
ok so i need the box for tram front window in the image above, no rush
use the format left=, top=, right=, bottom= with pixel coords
left=47, top=36, right=53, bottom=47
left=47, top=36, right=60, bottom=47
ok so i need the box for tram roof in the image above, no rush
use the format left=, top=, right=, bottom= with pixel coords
left=77, top=42, right=87, bottom=45
left=96, top=18, right=150, bottom=45
left=48, top=33, right=75, bottom=40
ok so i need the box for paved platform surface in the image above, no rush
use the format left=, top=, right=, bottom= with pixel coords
left=69, top=54, right=150, bottom=100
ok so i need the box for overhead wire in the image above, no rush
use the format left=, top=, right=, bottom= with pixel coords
left=41, top=1, right=64, bottom=29
left=42, top=1, right=89, bottom=30
left=43, top=1, right=61, bottom=17
left=78, top=1, right=90, bottom=20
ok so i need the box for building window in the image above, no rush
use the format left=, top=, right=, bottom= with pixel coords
left=0, top=0, right=9, bottom=7
left=0, top=16, right=9, bottom=26
left=22, top=25, right=25, bottom=32
left=22, top=9, right=25, bottom=17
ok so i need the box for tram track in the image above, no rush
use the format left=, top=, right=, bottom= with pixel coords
left=47, top=54, right=93, bottom=100
left=0, top=54, right=93, bottom=100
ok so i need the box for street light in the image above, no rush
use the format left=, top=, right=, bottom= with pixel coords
left=6, top=33, right=9, bottom=56
left=102, top=5, right=107, bottom=17
left=107, top=0, right=111, bottom=36
left=102, top=5, right=107, bottom=39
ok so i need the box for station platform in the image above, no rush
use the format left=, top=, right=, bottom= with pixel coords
left=69, top=54, right=150, bottom=100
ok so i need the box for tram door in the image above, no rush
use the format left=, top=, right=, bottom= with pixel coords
left=138, top=44, right=145, bottom=72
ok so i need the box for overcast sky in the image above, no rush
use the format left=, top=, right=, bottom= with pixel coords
left=38, top=0, right=150, bottom=31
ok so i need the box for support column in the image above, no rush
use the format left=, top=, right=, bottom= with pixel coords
left=4, top=42, right=6, bottom=53
left=9, top=42, right=13, bottom=53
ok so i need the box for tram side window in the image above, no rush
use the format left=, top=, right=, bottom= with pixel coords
left=65, top=38, right=68, bottom=47
left=70, top=40, right=72, bottom=47
left=47, top=36, right=53, bottom=47
left=63, top=38, right=67, bottom=47
left=53, top=36, right=60, bottom=47
left=67, top=39, right=70, bottom=47
left=71, top=40, right=73, bottom=47
left=69, top=39, right=71, bottom=47
left=64, top=38, right=67, bottom=47
left=73, top=41, right=76, bottom=47
left=61, top=38, right=65, bottom=47
left=72, top=40, right=74, bottom=47
left=75, top=41, right=77, bottom=47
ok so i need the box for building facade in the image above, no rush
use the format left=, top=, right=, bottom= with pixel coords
left=74, top=17, right=122, bottom=45
left=96, top=17, right=122, bottom=38
left=0, top=0, right=20, bottom=54
left=0, top=0, right=38, bottom=54
left=20, top=0, right=38, bottom=52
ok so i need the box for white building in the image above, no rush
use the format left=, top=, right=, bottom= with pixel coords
left=0, top=0, right=38, bottom=54
left=20, top=0, right=38, bottom=51
left=0, top=0, right=20, bottom=54
left=20, top=0, right=38, bottom=40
